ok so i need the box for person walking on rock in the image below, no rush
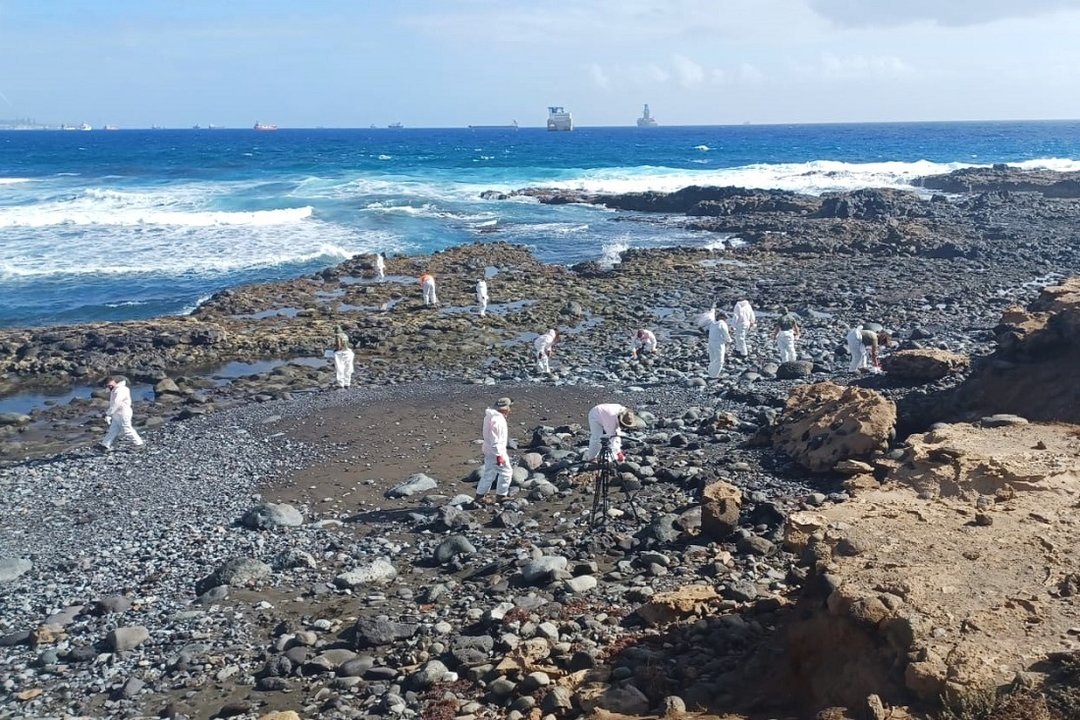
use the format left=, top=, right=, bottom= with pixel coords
left=420, top=273, right=438, bottom=306
left=477, top=397, right=513, bottom=502
left=730, top=300, right=756, bottom=357
left=775, top=306, right=801, bottom=363
left=476, top=279, right=489, bottom=317
left=534, top=328, right=558, bottom=374
left=374, top=252, right=386, bottom=280
left=706, top=313, right=733, bottom=378
left=99, top=376, right=144, bottom=452
left=631, top=328, right=657, bottom=358
left=587, top=403, right=642, bottom=461
left=848, top=326, right=890, bottom=372
left=333, top=326, right=355, bottom=389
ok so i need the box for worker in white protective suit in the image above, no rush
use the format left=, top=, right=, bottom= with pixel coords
left=476, top=279, right=489, bottom=317
left=333, top=326, right=355, bottom=389
left=419, top=273, right=438, bottom=306
left=730, top=300, right=756, bottom=357
left=847, top=326, right=889, bottom=372
left=98, top=376, right=144, bottom=452
left=586, top=403, right=643, bottom=461
left=705, top=310, right=733, bottom=378
left=534, top=328, right=558, bottom=373
left=374, top=253, right=386, bottom=280
left=631, top=328, right=657, bottom=358
left=775, top=306, right=801, bottom=363
left=477, top=397, right=513, bottom=502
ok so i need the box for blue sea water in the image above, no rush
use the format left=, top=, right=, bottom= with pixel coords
left=2, top=121, right=1080, bottom=329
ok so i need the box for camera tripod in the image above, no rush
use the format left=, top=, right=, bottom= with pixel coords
left=589, top=435, right=641, bottom=527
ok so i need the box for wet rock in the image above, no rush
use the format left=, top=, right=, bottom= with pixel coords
left=91, top=595, right=132, bottom=615
left=776, top=360, right=814, bottom=379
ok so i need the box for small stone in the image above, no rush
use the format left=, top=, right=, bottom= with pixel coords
left=386, top=473, right=438, bottom=498
left=240, top=503, right=303, bottom=529
left=0, top=557, right=32, bottom=583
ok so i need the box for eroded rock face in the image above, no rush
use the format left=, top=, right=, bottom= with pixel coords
left=881, top=348, right=969, bottom=382
left=772, top=382, right=897, bottom=473
left=781, top=421, right=1080, bottom=708
left=951, top=277, right=1080, bottom=423
left=700, top=480, right=742, bottom=539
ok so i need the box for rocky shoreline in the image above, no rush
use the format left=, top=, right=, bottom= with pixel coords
left=2, top=166, right=1080, bottom=720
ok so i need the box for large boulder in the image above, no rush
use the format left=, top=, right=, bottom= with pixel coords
left=700, top=480, right=742, bottom=539
left=239, top=503, right=303, bottom=529
left=386, top=473, right=438, bottom=499
left=772, top=382, right=896, bottom=472
left=881, top=349, right=968, bottom=382
left=194, top=558, right=272, bottom=596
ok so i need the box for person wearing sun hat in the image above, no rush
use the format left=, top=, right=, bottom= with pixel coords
left=586, top=402, right=644, bottom=462
left=477, top=396, right=514, bottom=502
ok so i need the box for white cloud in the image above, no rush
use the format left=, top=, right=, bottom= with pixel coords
left=796, top=53, right=915, bottom=81
left=806, top=0, right=1079, bottom=27
left=672, top=54, right=705, bottom=87
left=646, top=64, right=671, bottom=83
left=588, top=63, right=611, bottom=89
left=737, top=63, right=765, bottom=84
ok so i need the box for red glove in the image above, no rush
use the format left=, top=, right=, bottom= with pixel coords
left=496, top=456, right=505, bottom=466
left=617, top=452, right=625, bottom=462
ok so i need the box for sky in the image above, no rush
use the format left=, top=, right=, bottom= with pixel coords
left=1, top=0, right=1080, bottom=128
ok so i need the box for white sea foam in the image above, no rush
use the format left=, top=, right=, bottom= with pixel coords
left=539, top=159, right=977, bottom=196
left=0, top=202, right=312, bottom=228
left=599, top=240, right=630, bottom=267
left=694, top=145, right=711, bottom=151
left=0, top=177, right=31, bottom=185
left=1011, top=158, right=1080, bottom=172
left=0, top=221, right=396, bottom=279
left=178, top=294, right=214, bottom=316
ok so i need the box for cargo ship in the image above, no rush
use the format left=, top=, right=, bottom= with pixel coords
left=468, top=120, right=518, bottom=130
left=546, top=107, right=573, bottom=132
left=254, top=122, right=278, bottom=131
left=636, top=104, right=658, bottom=127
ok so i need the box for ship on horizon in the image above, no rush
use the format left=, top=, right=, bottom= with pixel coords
left=254, top=122, right=278, bottom=131
left=547, top=107, right=573, bottom=131
left=636, top=104, right=658, bottom=127
left=388, top=122, right=404, bottom=129
left=468, top=120, right=518, bottom=130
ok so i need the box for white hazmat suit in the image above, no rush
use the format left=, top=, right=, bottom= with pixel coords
left=731, top=300, right=756, bottom=356
left=477, top=407, right=512, bottom=497
left=334, top=349, right=355, bottom=388
left=375, top=253, right=385, bottom=279
left=100, top=380, right=144, bottom=450
left=707, top=318, right=732, bottom=378
left=776, top=330, right=797, bottom=363
left=632, top=329, right=657, bottom=356
left=587, top=403, right=628, bottom=461
left=476, top=280, right=489, bottom=317
left=534, top=329, right=557, bottom=373
left=420, top=274, right=438, bottom=306
left=847, top=326, right=870, bottom=371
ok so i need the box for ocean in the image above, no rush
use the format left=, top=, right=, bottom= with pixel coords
left=2, top=121, right=1080, bottom=329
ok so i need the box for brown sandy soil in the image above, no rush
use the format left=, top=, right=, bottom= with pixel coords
left=793, top=420, right=1080, bottom=708
left=266, top=382, right=615, bottom=516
